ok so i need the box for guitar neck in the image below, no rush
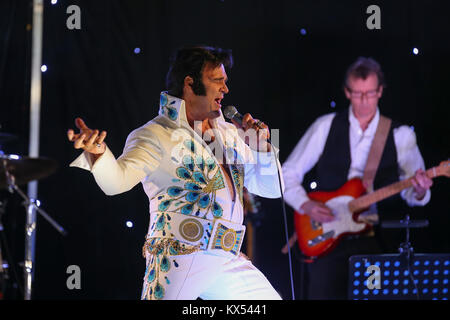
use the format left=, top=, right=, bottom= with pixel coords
left=349, top=166, right=440, bottom=212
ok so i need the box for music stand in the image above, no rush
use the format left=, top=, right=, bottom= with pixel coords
left=348, top=214, right=450, bottom=300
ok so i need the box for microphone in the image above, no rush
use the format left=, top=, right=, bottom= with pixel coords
left=223, top=105, right=244, bottom=125
left=223, top=105, right=270, bottom=143
left=223, top=105, right=265, bottom=129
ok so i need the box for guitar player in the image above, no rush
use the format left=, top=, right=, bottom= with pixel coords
left=282, top=57, right=433, bottom=300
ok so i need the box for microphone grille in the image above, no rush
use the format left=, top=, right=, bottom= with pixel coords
left=223, top=105, right=238, bottom=120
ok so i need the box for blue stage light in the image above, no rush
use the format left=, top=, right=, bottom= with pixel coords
left=349, top=254, right=450, bottom=300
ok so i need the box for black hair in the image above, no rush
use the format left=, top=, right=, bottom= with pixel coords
left=165, top=46, right=233, bottom=98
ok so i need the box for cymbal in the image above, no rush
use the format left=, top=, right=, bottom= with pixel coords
left=0, top=133, right=18, bottom=144
left=0, top=154, right=58, bottom=189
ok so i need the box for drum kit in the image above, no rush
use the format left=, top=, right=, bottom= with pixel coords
left=0, top=132, right=65, bottom=299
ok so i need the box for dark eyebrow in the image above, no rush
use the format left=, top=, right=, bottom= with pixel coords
left=212, top=76, right=228, bottom=82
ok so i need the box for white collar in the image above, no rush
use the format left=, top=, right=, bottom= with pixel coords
left=158, top=91, right=227, bottom=129
left=348, top=105, right=380, bottom=136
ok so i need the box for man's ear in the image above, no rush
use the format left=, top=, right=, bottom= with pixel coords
left=184, top=76, right=194, bottom=91
left=344, top=86, right=351, bottom=99
left=182, top=76, right=194, bottom=98
left=377, top=85, right=384, bottom=98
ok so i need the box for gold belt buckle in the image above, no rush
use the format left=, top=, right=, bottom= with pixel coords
left=211, top=222, right=245, bottom=256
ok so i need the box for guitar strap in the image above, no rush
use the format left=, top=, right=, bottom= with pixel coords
left=359, top=115, right=392, bottom=224
left=363, top=115, right=392, bottom=191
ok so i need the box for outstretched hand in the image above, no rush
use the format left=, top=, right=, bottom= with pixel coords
left=67, top=118, right=107, bottom=155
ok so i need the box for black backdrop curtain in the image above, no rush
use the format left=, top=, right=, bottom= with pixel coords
left=0, top=0, right=449, bottom=299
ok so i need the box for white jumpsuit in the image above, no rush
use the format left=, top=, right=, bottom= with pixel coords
left=70, top=92, right=284, bottom=300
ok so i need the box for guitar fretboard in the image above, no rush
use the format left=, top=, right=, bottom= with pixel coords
left=348, top=166, right=441, bottom=213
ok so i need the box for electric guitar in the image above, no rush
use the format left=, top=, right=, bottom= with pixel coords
left=294, top=161, right=450, bottom=259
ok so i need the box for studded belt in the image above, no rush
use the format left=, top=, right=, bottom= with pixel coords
left=146, top=212, right=246, bottom=258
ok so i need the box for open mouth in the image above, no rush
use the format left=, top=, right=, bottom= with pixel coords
left=214, top=98, right=222, bottom=108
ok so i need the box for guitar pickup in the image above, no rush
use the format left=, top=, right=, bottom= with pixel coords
left=308, top=231, right=335, bottom=246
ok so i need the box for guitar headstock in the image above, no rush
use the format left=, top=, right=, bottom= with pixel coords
left=438, top=160, right=450, bottom=177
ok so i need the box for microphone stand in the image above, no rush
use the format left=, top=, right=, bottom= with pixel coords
left=266, top=138, right=296, bottom=300
left=224, top=109, right=296, bottom=300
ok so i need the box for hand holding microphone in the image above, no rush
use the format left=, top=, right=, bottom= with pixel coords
left=223, top=106, right=271, bottom=152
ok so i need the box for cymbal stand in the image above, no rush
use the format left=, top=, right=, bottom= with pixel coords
left=0, top=199, right=8, bottom=299
left=1, top=155, right=67, bottom=300
left=382, top=213, right=429, bottom=300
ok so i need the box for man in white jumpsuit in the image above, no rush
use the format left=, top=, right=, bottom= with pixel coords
left=67, top=46, right=283, bottom=300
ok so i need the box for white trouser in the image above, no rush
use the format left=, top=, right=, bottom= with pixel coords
left=141, top=251, right=282, bottom=300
